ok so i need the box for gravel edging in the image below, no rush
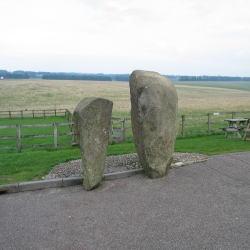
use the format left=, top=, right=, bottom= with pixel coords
left=0, top=153, right=210, bottom=194
left=42, top=152, right=210, bottom=180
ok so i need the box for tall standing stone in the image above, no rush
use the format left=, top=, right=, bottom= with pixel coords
left=73, top=97, right=113, bottom=190
left=129, top=70, right=178, bottom=179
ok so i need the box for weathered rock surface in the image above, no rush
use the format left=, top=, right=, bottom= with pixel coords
left=73, top=97, right=113, bottom=190
left=129, top=70, right=178, bottom=178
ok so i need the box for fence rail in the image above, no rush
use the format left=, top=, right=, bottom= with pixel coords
left=0, top=109, right=67, bottom=119
left=1, top=110, right=249, bottom=152
left=0, top=122, right=77, bottom=152
left=109, top=111, right=250, bottom=142
left=179, top=111, right=250, bottom=138
left=65, top=111, right=134, bottom=144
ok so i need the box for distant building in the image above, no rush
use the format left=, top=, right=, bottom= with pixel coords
left=0, top=77, right=4, bottom=80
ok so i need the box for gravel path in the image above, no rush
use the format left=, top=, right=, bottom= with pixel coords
left=43, top=153, right=210, bottom=180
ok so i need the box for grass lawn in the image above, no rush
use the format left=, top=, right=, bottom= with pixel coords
left=1, top=128, right=249, bottom=185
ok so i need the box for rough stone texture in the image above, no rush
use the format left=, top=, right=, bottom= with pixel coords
left=73, top=97, right=113, bottom=190
left=129, top=70, right=178, bottom=178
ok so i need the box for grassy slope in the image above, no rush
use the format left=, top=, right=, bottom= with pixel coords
left=174, top=81, right=250, bottom=92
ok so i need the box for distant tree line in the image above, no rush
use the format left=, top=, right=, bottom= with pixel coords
left=114, top=74, right=180, bottom=82
left=0, top=72, right=29, bottom=79
left=242, top=77, right=250, bottom=81
left=1, top=69, right=250, bottom=82
left=163, top=75, right=180, bottom=81
left=42, top=74, right=112, bottom=81
left=115, top=74, right=130, bottom=81
left=178, top=75, right=249, bottom=81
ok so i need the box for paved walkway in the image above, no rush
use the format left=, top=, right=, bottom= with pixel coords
left=1, top=152, right=250, bottom=250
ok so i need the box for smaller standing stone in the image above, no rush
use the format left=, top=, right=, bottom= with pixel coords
left=73, top=97, right=113, bottom=191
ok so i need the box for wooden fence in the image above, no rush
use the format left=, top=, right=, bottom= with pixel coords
left=0, top=109, right=67, bottom=119
left=65, top=110, right=133, bottom=144
left=109, top=111, right=250, bottom=142
left=179, top=111, right=250, bottom=138
left=110, top=118, right=133, bottom=144
left=0, top=122, right=78, bottom=153
left=1, top=110, right=249, bottom=152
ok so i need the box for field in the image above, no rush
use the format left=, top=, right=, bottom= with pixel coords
left=0, top=79, right=250, bottom=185
left=175, top=81, right=250, bottom=92
left=1, top=79, right=250, bottom=116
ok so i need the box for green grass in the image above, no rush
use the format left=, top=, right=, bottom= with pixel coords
left=0, top=148, right=81, bottom=185
left=174, top=81, right=250, bottom=92
left=175, top=132, right=250, bottom=155
left=112, top=111, right=131, bottom=118
left=0, top=117, right=72, bottom=150
left=0, top=116, right=250, bottom=185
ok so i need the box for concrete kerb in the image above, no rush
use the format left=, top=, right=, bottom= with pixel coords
left=0, top=163, right=183, bottom=194
left=210, top=151, right=250, bottom=158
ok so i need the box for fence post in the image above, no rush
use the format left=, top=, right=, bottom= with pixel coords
left=54, top=123, right=58, bottom=150
left=55, top=109, right=57, bottom=117
left=17, top=124, right=21, bottom=153
left=208, top=113, right=211, bottom=135
left=69, top=114, right=72, bottom=131
left=109, top=121, right=113, bottom=144
left=182, top=115, right=185, bottom=138
left=71, top=123, right=76, bottom=144
left=9, top=111, right=11, bottom=119
left=121, top=118, right=126, bottom=143
left=232, top=112, right=235, bottom=119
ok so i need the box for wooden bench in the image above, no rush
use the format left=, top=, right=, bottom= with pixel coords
left=224, top=119, right=249, bottom=138
left=242, top=118, right=250, bottom=141
left=220, top=127, right=227, bottom=131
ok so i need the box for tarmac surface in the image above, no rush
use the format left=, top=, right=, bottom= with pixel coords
left=0, top=151, right=250, bottom=250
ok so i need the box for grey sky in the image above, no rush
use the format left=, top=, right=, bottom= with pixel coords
left=0, top=0, right=249, bottom=76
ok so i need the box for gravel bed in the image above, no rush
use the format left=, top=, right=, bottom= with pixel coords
left=43, top=153, right=210, bottom=180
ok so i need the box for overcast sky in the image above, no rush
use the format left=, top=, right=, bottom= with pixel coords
left=0, top=0, right=250, bottom=76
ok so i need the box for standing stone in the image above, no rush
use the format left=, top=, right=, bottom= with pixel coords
left=129, top=70, right=178, bottom=179
left=73, top=97, right=113, bottom=190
